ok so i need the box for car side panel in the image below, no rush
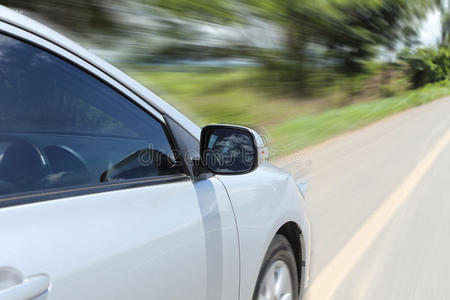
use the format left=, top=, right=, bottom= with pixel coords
left=217, top=163, right=310, bottom=300
left=0, top=181, right=209, bottom=300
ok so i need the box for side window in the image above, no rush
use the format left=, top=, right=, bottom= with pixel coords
left=0, top=33, right=183, bottom=197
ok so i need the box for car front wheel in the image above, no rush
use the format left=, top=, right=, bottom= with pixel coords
left=253, top=234, right=299, bottom=300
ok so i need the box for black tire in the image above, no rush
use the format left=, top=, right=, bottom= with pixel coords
left=252, top=234, right=299, bottom=300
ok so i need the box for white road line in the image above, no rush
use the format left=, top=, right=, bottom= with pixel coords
left=306, top=129, right=450, bottom=300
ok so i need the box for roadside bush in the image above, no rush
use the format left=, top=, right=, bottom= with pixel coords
left=401, top=47, right=450, bottom=88
left=379, top=84, right=396, bottom=97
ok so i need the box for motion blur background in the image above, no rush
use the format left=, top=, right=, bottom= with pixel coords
left=4, top=0, right=450, bottom=156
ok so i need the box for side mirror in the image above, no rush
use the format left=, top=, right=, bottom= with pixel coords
left=199, top=125, right=268, bottom=175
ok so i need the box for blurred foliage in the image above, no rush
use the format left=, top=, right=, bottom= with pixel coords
left=126, top=64, right=411, bottom=146
left=442, top=10, right=450, bottom=46
left=143, top=0, right=438, bottom=90
left=398, top=0, right=450, bottom=89
left=4, top=0, right=450, bottom=154
left=146, top=0, right=237, bottom=23
left=2, top=0, right=118, bottom=42
left=269, top=80, right=450, bottom=156
left=3, top=0, right=441, bottom=91
left=243, top=0, right=434, bottom=74
left=401, top=47, right=450, bottom=88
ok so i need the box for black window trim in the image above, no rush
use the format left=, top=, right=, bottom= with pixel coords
left=0, top=174, right=190, bottom=208
left=0, top=25, right=195, bottom=208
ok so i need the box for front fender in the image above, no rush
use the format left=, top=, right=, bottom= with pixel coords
left=217, top=162, right=310, bottom=300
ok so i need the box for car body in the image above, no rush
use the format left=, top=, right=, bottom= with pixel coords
left=0, top=6, right=310, bottom=300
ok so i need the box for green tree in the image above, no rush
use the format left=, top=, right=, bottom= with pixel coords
left=245, top=0, right=436, bottom=73
left=3, top=0, right=442, bottom=90
left=401, top=47, right=450, bottom=87
left=441, top=0, right=450, bottom=47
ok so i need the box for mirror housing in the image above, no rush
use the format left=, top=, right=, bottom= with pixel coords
left=199, top=124, right=268, bottom=175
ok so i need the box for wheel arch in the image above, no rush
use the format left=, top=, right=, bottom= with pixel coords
left=276, top=221, right=305, bottom=296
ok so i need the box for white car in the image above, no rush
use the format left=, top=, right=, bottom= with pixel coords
left=0, top=6, right=310, bottom=300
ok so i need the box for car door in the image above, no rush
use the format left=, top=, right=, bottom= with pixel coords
left=0, top=27, right=239, bottom=300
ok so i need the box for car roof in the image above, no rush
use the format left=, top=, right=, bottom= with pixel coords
left=0, top=5, right=201, bottom=139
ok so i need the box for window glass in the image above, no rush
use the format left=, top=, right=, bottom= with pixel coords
left=0, top=34, right=183, bottom=197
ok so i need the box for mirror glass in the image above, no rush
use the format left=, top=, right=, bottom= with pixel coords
left=204, top=128, right=256, bottom=174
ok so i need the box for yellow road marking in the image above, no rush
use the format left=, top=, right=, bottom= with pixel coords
left=306, top=129, right=450, bottom=299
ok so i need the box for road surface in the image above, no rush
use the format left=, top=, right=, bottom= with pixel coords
left=278, top=96, right=450, bottom=300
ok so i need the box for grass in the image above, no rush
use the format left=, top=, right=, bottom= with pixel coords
left=268, top=81, right=450, bottom=156
left=126, top=66, right=330, bottom=127
left=125, top=66, right=450, bottom=157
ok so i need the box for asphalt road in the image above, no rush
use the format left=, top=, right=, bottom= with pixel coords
left=278, top=96, right=450, bottom=300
